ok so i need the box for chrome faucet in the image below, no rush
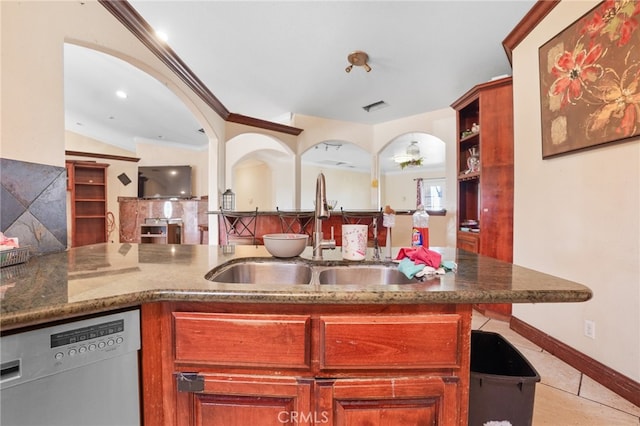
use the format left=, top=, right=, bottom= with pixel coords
left=372, top=217, right=380, bottom=261
left=313, top=173, right=336, bottom=260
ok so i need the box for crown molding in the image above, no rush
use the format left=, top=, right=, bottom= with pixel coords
left=99, top=1, right=303, bottom=136
left=502, top=0, right=560, bottom=64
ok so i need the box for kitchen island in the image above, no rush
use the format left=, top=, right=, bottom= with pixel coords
left=0, top=243, right=591, bottom=425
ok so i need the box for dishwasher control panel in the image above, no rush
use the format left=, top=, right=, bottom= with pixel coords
left=51, top=318, right=125, bottom=360
left=1, top=309, right=140, bottom=390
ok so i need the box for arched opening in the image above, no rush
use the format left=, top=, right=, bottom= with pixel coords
left=378, top=132, right=446, bottom=211
left=63, top=42, right=217, bottom=245
left=225, top=133, right=294, bottom=210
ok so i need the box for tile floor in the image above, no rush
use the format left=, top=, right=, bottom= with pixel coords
left=472, top=311, right=640, bottom=425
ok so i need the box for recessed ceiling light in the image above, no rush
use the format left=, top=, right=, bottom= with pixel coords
left=116, top=90, right=127, bottom=99
left=155, top=30, right=169, bottom=42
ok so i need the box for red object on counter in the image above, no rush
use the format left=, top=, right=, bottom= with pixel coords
left=395, top=246, right=441, bottom=268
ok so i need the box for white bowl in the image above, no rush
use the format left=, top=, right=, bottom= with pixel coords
left=263, top=234, right=308, bottom=258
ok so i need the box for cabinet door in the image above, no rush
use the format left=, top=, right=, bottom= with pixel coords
left=176, top=374, right=313, bottom=426
left=316, top=376, right=459, bottom=426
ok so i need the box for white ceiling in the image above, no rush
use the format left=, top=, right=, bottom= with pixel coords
left=64, top=1, right=535, bottom=172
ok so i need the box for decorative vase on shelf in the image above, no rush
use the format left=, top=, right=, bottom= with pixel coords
left=467, top=146, right=480, bottom=173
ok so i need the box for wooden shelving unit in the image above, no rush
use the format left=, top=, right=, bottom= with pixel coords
left=67, top=161, right=109, bottom=247
left=451, top=77, right=514, bottom=317
left=140, top=223, right=181, bottom=244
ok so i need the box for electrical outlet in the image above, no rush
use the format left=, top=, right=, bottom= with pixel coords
left=584, top=320, right=596, bottom=339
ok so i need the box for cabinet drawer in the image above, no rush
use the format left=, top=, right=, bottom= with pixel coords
left=319, top=314, right=461, bottom=370
left=174, top=312, right=310, bottom=368
left=457, top=231, right=479, bottom=253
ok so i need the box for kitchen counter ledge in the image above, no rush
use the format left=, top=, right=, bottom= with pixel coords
left=0, top=243, right=592, bottom=331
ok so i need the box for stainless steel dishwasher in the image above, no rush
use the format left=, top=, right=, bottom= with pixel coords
left=1, top=309, right=141, bottom=426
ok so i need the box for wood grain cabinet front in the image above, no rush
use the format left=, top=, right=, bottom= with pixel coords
left=318, top=314, right=462, bottom=370
left=142, top=303, right=471, bottom=426
left=173, top=312, right=311, bottom=369
left=457, top=231, right=479, bottom=254
left=315, top=376, right=460, bottom=426
left=175, top=374, right=314, bottom=426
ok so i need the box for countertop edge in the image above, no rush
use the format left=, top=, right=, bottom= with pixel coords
left=0, top=287, right=592, bottom=332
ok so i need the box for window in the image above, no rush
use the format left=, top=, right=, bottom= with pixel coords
left=416, top=178, right=445, bottom=211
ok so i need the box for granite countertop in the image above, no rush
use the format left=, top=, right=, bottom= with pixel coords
left=208, top=209, right=447, bottom=216
left=0, top=243, right=592, bottom=331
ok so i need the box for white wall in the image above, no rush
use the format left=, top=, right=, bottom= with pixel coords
left=234, top=161, right=272, bottom=211
left=301, top=165, right=370, bottom=210
left=512, top=1, right=639, bottom=381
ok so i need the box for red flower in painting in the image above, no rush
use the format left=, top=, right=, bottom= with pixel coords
left=549, top=41, right=605, bottom=107
left=581, top=0, right=640, bottom=46
left=587, top=63, right=640, bottom=138
left=618, top=13, right=639, bottom=45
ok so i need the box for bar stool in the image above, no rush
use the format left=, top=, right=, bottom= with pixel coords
left=219, top=207, right=259, bottom=245
left=198, top=225, right=208, bottom=244
left=276, top=208, right=315, bottom=244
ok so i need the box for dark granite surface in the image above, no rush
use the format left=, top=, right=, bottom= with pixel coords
left=0, top=158, right=67, bottom=255
left=208, top=209, right=447, bottom=216
left=0, top=243, right=592, bottom=331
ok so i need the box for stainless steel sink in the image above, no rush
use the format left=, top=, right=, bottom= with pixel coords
left=206, top=261, right=312, bottom=284
left=318, top=265, right=415, bottom=285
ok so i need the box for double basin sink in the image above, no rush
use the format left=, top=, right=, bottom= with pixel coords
left=205, top=259, right=417, bottom=285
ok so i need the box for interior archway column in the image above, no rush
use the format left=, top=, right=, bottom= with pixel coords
left=294, top=154, right=302, bottom=210
left=371, top=153, right=380, bottom=209
left=217, top=135, right=227, bottom=208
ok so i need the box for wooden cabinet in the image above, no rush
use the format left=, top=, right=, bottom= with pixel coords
left=67, top=161, right=109, bottom=247
left=451, top=77, right=514, bottom=317
left=457, top=230, right=479, bottom=253
left=316, top=376, right=459, bottom=425
left=176, top=374, right=313, bottom=426
left=141, top=302, right=471, bottom=426
left=140, top=223, right=181, bottom=244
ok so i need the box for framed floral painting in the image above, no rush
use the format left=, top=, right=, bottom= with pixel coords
left=539, top=0, right=640, bottom=158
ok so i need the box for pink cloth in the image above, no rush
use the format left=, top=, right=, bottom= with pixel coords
left=395, top=247, right=442, bottom=268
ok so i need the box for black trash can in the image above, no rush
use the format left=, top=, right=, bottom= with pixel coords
left=468, top=330, right=541, bottom=426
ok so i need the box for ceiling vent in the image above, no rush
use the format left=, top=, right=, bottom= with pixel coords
left=362, top=100, right=388, bottom=112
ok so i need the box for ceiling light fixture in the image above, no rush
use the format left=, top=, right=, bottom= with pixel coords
left=393, top=141, right=423, bottom=168
left=315, top=142, right=342, bottom=151
left=345, top=50, right=372, bottom=73
left=155, top=30, right=169, bottom=42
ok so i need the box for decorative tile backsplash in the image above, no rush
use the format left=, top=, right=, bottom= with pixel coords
left=1, top=158, right=67, bottom=255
